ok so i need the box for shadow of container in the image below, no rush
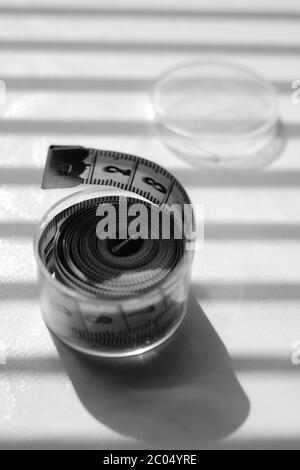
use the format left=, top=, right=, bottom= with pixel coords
left=52, top=294, right=250, bottom=449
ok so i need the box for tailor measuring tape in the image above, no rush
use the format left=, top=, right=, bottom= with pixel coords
left=35, top=145, right=195, bottom=357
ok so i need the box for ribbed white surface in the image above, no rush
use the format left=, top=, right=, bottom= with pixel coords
left=0, top=0, right=300, bottom=450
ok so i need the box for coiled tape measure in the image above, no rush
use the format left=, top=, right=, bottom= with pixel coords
left=34, top=145, right=195, bottom=357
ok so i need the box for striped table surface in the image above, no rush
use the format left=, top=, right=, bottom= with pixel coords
left=0, top=0, right=300, bottom=450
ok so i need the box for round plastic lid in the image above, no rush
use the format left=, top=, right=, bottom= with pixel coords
left=152, top=60, right=281, bottom=167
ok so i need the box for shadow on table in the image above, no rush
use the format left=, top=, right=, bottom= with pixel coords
left=1, top=5, right=300, bottom=21
left=0, top=39, right=299, bottom=56
left=52, top=294, right=250, bottom=449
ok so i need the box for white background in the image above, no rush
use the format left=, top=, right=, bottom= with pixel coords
left=0, top=0, right=300, bottom=449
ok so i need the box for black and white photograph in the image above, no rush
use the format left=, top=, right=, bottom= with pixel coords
left=0, top=0, right=299, bottom=453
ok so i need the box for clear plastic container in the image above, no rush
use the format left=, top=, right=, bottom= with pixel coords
left=152, top=60, right=280, bottom=166
left=34, top=188, right=194, bottom=357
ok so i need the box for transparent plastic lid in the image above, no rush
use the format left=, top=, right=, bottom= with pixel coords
left=152, top=60, right=281, bottom=167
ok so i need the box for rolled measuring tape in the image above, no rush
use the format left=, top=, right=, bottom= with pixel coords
left=34, top=145, right=195, bottom=357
